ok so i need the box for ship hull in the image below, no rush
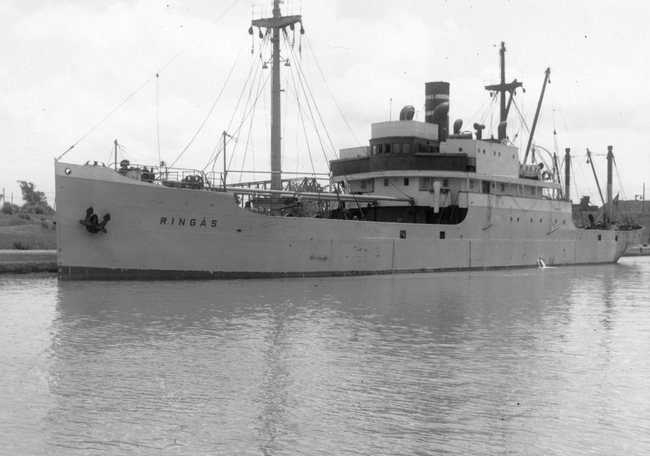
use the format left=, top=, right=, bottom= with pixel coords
left=55, top=162, right=643, bottom=280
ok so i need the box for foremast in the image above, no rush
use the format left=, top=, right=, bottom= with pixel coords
left=251, top=0, right=302, bottom=191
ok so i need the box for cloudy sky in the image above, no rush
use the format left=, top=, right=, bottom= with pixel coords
left=1, top=0, right=648, bottom=206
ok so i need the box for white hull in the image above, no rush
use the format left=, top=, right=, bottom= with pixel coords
left=55, top=162, right=642, bottom=280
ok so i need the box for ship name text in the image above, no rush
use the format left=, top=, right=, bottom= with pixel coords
left=160, top=217, right=217, bottom=228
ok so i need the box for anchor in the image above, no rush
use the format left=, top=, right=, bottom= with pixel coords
left=80, top=207, right=111, bottom=234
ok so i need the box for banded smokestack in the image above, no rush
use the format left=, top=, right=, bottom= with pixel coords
left=425, top=81, right=449, bottom=141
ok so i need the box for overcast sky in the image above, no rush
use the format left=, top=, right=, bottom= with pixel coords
left=1, top=0, right=648, bottom=206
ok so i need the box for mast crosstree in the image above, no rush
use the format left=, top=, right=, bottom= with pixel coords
left=484, top=42, right=523, bottom=141
left=251, top=0, right=303, bottom=191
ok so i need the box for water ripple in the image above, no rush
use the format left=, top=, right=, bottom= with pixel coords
left=1, top=258, right=649, bottom=454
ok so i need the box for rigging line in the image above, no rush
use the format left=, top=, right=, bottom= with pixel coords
left=206, top=50, right=266, bottom=174
left=284, top=42, right=325, bottom=155
left=230, top=68, right=271, bottom=177
left=229, top=63, right=270, bottom=159
left=510, top=98, right=530, bottom=134
left=57, top=74, right=157, bottom=161
left=225, top=34, right=270, bottom=136
left=291, top=34, right=412, bottom=202
left=235, top=95, right=260, bottom=184
left=58, top=1, right=240, bottom=163
left=297, top=58, right=337, bottom=161
left=205, top=54, right=260, bottom=173
left=157, top=0, right=240, bottom=76
left=612, top=155, right=630, bottom=203
left=611, top=155, right=634, bottom=221
left=156, top=73, right=161, bottom=164
left=282, top=67, right=290, bottom=170
left=105, top=143, right=116, bottom=166
left=237, top=100, right=258, bottom=184
left=301, top=41, right=412, bottom=201
left=549, top=85, right=560, bottom=157
left=228, top=67, right=270, bottom=182
left=289, top=67, right=317, bottom=176
left=169, top=39, right=246, bottom=168
left=284, top=52, right=320, bottom=175
left=555, top=106, right=575, bottom=152
left=293, top=93, right=301, bottom=175
left=480, top=95, right=499, bottom=138
left=303, top=36, right=361, bottom=149
left=230, top=66, right=268, bottom=177
left=465, top=96, right=491, bottom=126
left=287, top=35, right=336, bottom=161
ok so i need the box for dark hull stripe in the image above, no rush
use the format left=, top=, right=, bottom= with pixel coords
left=57, top=262, right=617, bottom=281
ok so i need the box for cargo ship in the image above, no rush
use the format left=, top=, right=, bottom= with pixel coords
left=54, top=1, right=643, bottom=280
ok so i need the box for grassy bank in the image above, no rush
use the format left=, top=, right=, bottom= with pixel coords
left=0, top=213, right=56, bottom=250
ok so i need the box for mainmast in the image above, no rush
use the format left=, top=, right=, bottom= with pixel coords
left=484, top=42, right=523, bottom=141
left=251, top=0, right=302, bottom=191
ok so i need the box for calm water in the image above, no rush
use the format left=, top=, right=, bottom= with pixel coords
left=1, top=258, right=649, bottom=455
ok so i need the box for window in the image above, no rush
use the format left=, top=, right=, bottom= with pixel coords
left=360, top=179, right=374, bottom=191
left=385, top=143, right=391, bottom=154
left=384, top=178, right=389, bottom=186
left=372, top=145, right=378, bottom=155
left=403, top=143, right=411, bottom=154
left=400, top=230, right=406, bottom=239
left=443, top=178, right=449, bottom=186
left=440, top=231, right=446, bottom=239
left=404, top=178, right=410, bottom=186
left=482, top=181, right=491, bottom=194
left=419, top=177, right=431, bottom=191
left=393, top=143, right=401, bottom=154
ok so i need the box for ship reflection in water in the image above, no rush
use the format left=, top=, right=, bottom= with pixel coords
left=1, top=259, right=649, bottom=454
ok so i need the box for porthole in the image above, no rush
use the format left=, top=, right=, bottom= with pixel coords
left=65, top=168, right=72, bottom=175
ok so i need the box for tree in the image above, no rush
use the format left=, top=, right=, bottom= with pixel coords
left=16, top=181, right=53, bottom=214
left=18, top=181, right=46, bottom=205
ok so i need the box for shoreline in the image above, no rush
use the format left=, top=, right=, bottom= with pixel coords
left=0, top=249, right=57, bottom=273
